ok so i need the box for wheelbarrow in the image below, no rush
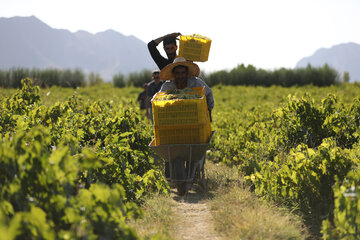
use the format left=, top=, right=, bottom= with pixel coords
left=149, top=131, right=215, bottom=196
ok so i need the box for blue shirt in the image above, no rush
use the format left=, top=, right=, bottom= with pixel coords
left=147, top=80, right=164, bottom=98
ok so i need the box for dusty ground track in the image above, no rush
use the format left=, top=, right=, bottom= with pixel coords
left=171, top=188, right=221, bottom=240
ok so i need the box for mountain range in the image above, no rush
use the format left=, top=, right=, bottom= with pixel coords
left=1, top=16, right=359, bottom=82
left=295, top=42, right=360, bottom=82
left=0, top=16, right=156, bottom=81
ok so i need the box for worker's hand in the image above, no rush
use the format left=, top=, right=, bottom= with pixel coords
left=168, top=32, right=182, bottom=40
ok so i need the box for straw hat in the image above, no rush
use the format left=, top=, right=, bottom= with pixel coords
left=160, top=57, right=200, bottom=80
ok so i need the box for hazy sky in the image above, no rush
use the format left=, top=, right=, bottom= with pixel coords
left=1, top=0, right=360, bottom=73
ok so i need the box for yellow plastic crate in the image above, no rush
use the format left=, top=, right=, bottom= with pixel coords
left=154, top=112, right=211, bottom=145
left=178, top=35, right=212, bottom=62
left=152, top=87, right=208, bottom=126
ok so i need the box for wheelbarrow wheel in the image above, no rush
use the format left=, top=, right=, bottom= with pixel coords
left=176, top=182, right=187, bottom=196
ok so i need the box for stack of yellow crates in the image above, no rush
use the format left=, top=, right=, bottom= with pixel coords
left=152, top=87, right=211, bottom=145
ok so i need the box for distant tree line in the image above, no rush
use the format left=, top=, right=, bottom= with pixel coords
left=113, top=64, right=341, bottom=88
left=113, top=70, right=152, bottom=88
left=0, top=68, right=104, bottom=88
left=0, top=64, right=341, bottom=89
left=204, top=63, right=340, bottom=87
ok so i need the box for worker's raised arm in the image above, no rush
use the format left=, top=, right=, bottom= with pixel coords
left=153, top=32, right=181, bottom=45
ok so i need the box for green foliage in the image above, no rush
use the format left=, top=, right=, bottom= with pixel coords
left=2, top=81, right=360, bottom=239
left=0, top=79, right=168, bottom=239
left=273, top=93, right=358, bottom=150
left=2, top=78, right=40, bottom=115
left=322, top=168, right=360, bottom=240
left=249, top=140, right=353, bottom=221
left=209, top=84, right=360, bottom=237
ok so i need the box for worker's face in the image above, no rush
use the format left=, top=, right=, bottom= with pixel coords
left=164, top=43, right=177, bottom=61
left=173, top=66, right=188, bottom=89
left=152, top=72, right=160, bottom=82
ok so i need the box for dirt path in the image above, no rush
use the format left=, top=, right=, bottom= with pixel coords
left=171, top=187, right=222, bottom=240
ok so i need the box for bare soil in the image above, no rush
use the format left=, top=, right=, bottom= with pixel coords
left=171, top=187, right=222, bottom=240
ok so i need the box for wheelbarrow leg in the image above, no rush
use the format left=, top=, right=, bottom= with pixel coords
left=173, top=159, right=187, bottom=196
left=175, top=145, right=192, bottom=196
left=197, top=156, right=206, bottom=190
left=199, top=166, right=206, bottom=189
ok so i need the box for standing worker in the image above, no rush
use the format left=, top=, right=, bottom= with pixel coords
left=137, top=83, right=148, bottom=112
left=146, top=69, right=163, bottom=123
left=147, top=32, right=181, bottom=70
